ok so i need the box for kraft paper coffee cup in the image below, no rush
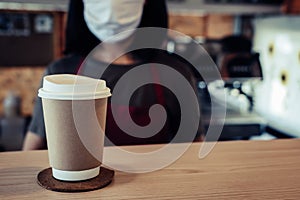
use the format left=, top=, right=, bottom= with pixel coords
left=38, top=74, right=111, bottom=181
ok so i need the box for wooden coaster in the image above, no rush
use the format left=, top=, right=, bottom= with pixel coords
left=37, top=167, right=114, bottom=192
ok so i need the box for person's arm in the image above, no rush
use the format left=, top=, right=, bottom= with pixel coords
left=22, top=68, right=50, bottom=151
left=22, top=131, right=45, bottom=150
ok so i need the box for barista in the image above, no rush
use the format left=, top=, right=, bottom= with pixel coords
left=23, top=0, right=200, bottom=150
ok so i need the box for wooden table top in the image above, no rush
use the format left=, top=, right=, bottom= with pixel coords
left=1, top=139, right=300, bottom=199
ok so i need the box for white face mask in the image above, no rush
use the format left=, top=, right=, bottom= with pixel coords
left=83, top=0, right=144, bottom=42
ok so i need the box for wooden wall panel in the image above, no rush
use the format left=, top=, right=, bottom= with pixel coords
left=169, top=13, right=234, bottom=39
left=169, top=14, right=206, bottom=37
left=281, top=0, right=300, bottom=14
left=52, top=12, right=67, bottom=59
left=205, top=14, right=234, bottom=39
left=0, top=67, right=45, bottom=116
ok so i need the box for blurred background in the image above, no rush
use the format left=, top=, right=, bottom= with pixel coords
left=0, top=0, right=299, bottom=151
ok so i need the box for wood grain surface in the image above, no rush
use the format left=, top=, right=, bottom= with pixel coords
left=1, top=139, right=300, bottom=199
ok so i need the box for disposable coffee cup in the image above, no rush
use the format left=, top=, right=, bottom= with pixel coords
left=38, top=74, right=111, bottom=181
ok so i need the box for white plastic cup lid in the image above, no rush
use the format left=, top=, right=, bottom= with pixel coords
left=38, top=74, right=111, bottom=100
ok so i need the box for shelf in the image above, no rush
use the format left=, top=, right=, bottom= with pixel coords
left=167, top=0, right=282, bottom=15
left=0, top=0, right=69, bottom=12
left=0, top=0, right=281, bottom=15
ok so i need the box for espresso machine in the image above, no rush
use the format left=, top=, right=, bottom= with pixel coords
left=253, top=16, right=300, bottom=138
